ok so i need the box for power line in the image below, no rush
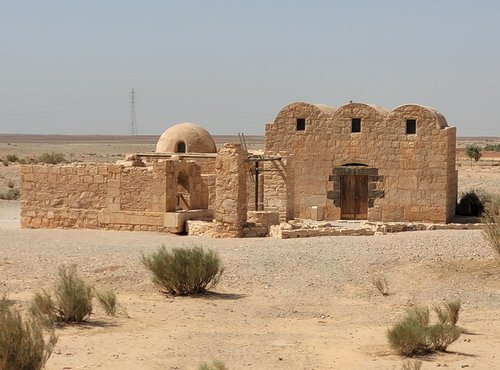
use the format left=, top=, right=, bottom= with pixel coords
left=129, top=87, right=138, bottom=135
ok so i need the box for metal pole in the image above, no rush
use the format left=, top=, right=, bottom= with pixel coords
left=255, top=161, right=259, bottom=211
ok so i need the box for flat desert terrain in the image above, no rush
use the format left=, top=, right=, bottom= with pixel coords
left=1, top=135, right=500, bottom=370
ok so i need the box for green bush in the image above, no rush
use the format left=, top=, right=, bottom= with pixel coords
left=387, top=316, right=427, bottom=356
left=0, top=189, right=20, bottom=200
left=464, top=144, right=482, bottom=162
left=197, top=360, right=228, bottom=370
left=37, top=152, right=66, bottom=164
left=31, top=265, right=93, bottom=324
left=0, top=295, right=57, bottom=370
left=456, top=189, right=494, bottom=216
left=426, top=323, right=461, bottom=351
left=96, top=289, right=117, bottom=317
left=484, top=143, right=500, bottom=151
left=142, top=245, right=224, bottom=296
left=5, top=154, right=18, bottom=162
left=387, top=305, right=461, bottom=356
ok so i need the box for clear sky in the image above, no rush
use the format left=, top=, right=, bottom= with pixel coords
left=1, top=0, right=499, bottom=136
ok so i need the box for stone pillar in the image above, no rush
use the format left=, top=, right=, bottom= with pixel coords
left=214, top=143, right=247, bottom=236
left=151, top=161, right=167, bottom=212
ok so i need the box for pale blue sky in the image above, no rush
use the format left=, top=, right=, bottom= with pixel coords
left=1, top=0, right=499, bottom=136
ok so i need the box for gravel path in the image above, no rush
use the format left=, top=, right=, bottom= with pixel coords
left=1, top=200, right=495, bottom=300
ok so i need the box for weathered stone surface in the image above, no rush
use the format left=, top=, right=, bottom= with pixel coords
left=265, top=102, right=457, bottom=223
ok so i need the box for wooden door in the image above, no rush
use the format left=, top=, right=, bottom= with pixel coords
left=341, top=175, right=368, bottom=220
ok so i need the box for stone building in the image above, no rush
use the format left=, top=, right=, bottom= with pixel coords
left=264, top=102, right=457, bottom=223
left=20, top=101, right=458, bottom=238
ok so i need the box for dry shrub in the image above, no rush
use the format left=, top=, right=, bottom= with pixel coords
left=387, top=305, right=461, bottom=356
left=0, top=189, right=20, bottom=200
left=5, top=154, right=18, bottom=163
left=401, top=359, right=422, bottom=370
left=0, top=295, right=57, bottom=370
left=482, top=212, right=500, bottom=257
left=372, top=276, right=389, bottom=296
left=96, top=289, right=117, bottom=317
left=31, top=265, right=93, bottom=324
left=37, top=152, right=66, bottom=164
left=387, top=311, right=428, bottom=356
left=197, top=360, right=228, bottom=370
left=142, top=245, right=224, bottom=296
left=426, top=323, right=461, bottom=351
left=434, top=300, right=461, bottom=326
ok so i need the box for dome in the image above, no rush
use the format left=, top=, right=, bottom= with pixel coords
left=155, top=123, right=217, bottom=153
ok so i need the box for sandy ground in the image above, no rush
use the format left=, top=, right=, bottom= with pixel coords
left=1, top=137, right=500, bottom=369
left=1, top=200, right=500, bottom=370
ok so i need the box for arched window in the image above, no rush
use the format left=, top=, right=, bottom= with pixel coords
left=176, top=141, right=186, bottom=153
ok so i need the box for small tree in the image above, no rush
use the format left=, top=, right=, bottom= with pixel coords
left=465, top=144, right=482, bottom=163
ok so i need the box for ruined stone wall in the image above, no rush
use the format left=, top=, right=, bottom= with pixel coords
left=21, top=160, right=208, bottom=232
left=265, top=102, right=457, bottom=223
left=213, top=143, right=247, bottom=236
left=119, top=167, right=154, bottom=211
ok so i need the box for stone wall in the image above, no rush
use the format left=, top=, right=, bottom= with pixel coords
left=265, top=102, right=457, bottom=223
left=21, top=160, right=207, bottom=232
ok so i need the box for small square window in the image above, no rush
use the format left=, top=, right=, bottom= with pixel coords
left=351, top=118, right=361, bottom=133
left=406, top=119, right=416, bottom=134
left=296, top=118, right=305, bottom=131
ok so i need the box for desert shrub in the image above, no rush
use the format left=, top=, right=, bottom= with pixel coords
left=406, top=306, right=430, bottom=327
left=387, top=315, right=428, bottom=356
left=433, top=300, right=461, bottom=326
left=372, top=276, right=389, bottom=296
left=31, top=265, right=93, bottom=323
left=484, top=143, right=500, bottom=151
left=456, top=189, right=490, bottom=216
left=37, top=152, right=66, bottom=164
left=0, top=295, right=57, bottom=370
left=5, top=154, right=18, bottom=163
left=482, top=212, right=500, bottom=257
left=0, top=189, right=20, bottom=200
left=96, top=289, right=117, bottom=317
left=2, top=159, right=8, bottom=167
left=426, top=323, right=461, bottom=351
left=387, top=305, right=461, bottom=356
left=197, top=360, right=228, bottom=370
left=465, top=144, right=482, bottom=162
left=142, top=245, right=224, bottom=296
left=401, top=359, right=422, bottom=370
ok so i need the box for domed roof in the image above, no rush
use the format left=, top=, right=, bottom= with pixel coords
left=155, top=123, right=217, bottom=153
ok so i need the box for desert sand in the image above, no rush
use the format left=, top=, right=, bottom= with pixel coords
left=1, top=136, right=500, bottom=370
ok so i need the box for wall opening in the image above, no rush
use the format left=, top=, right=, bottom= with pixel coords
left=296, top=118, right=306, bottom=131
left=176, top=170, right=190, bottom=210
left=351, top=118, right=361, bottom=133
left=406, top=119, right=416, bottom=134
left=176, top=141, right=186, bottom=153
